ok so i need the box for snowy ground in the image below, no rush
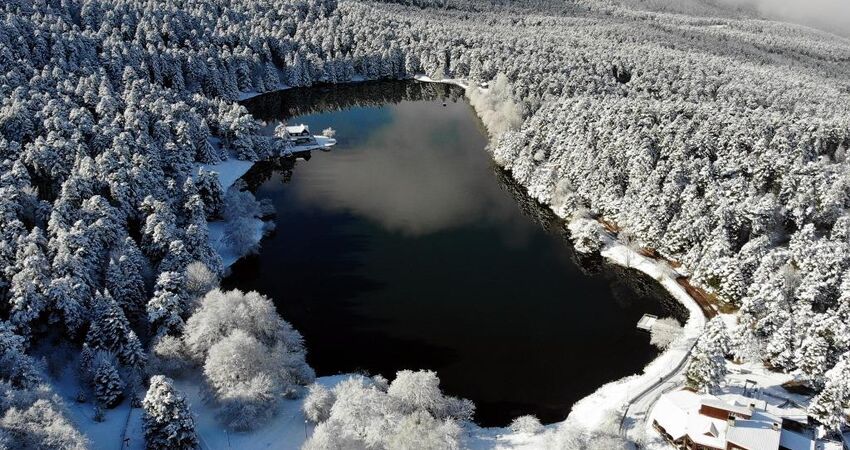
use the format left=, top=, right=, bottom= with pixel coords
left=413, top=73, right=472, bottom=90
left=173, top=375, right=347, bottom=450
left=50, top=363, right=145, bottom=450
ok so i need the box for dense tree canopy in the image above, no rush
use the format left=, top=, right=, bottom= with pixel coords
left=0, top=0, right=849, bottom=443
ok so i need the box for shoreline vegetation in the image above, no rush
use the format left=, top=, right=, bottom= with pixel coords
left=209, top=76, right=714, bottom=442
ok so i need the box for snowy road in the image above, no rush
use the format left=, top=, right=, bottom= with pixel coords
left=589, top=238, right=710, bottom=441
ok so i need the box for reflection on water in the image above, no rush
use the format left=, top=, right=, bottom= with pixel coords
left=226, top=81, right=687, bottom=426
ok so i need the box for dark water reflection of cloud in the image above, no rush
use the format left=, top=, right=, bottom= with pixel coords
left=291, top=101, right=535, bottom=243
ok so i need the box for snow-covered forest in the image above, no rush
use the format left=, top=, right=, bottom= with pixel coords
left=1, top=0, right=849, bottom=447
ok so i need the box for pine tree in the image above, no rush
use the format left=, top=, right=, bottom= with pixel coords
left=685, top=317, right=729, bottom=393
left=105, top=237, right=147, bottom=322
left=86, top=291, right=146, bottom=369
left=8, top=227, right=50, bottom=333
left=92, top=352, right=124, bottom=408
left=195, top=169, right=224, bottom=220
left=147, top=271, right=187, bottom=337
left=797, top=332, right=830, bottom=388
left=808, top=355, right=849, bottom=431
left=0, top=322, right=41, bottom=389
left=143, top=375, right=198, bottom=450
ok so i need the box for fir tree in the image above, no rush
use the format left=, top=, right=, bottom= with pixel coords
left=685, top=317, right=729, bottom=393
left=808, top=354, right=849, bottom=431
left=143, top=375, right=198, bottom=450
left=105, top=237, right=148, bottom=323
left=92, top=352, right=124, bottom=408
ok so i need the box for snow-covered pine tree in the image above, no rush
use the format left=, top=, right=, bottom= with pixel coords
left=194, top=168, right=224, bottom=220
left=86, top=291, right=146, bottom=369
left=92, top=352, right=124, bottom=408
left=147, top=271, right=188, bottom=337
left=685, top=317, right=729, bottom=393
left=808, top=354, right=849, bottom=431
left=7, top=227, right=50, bottom=334
left=105, top=237, right=148, bottom=323
left=143, top=375, right=198, bottom=450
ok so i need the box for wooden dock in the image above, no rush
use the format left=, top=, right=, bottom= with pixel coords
left=636, top=314, right=658, bottom=331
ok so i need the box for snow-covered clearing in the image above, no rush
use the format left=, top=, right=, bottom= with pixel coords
left=50, top=364, right=145, bottom=450
left=173, top=375, right=344, bottom=450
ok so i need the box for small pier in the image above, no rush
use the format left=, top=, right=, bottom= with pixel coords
left=636, top=314, right=658, bottom=331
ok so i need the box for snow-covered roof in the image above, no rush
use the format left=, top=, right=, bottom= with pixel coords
left=654, top=389, right=817, bottom=450
left=725, top=414, right=781, bottom=450
left=779, top=429, right=815, bottom=450
left=286, top=124, right=309, bottom=134
left=701, top=397, right=753, bottom=417
left=719, top=392, right=809, bottom=424
left=653, top=390, right=729, bottom=447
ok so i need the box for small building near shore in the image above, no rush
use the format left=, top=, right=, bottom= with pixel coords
left=286, top=124, right=311, bottom=137
left=652, top=389, right=820, bottom=450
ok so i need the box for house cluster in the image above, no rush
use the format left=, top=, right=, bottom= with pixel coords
left=652, top=389, right=843, bottom=450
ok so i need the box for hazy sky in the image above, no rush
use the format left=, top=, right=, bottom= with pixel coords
left=720, top=0, right=850, bottom=36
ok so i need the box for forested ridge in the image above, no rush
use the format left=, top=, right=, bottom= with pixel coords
left=1, top=0, right=849, bottom=447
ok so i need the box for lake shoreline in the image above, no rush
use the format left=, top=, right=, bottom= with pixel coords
left=210, top=77, right=709, bottom=437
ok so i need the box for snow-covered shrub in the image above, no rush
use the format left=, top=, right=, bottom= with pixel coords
left=509, top=414, right=543, bottom=434
left=148, top=335, right=189, bottom=377
left=385, top=410, right=463, bottom=450
left=303, top=372, right=471, bottom=449
left=222, top=189, right=268, bottom=256
left=203, top=330, right=277, bottom=395
left=303, top=383, right=336, bottom=423
left=0, top=397, right=89, bottom=450
left=143, top=375, right=198, bottom=450
left=184, top=289, right=313, bottom=430
left=466, top=73, right=522, bottom=137
left=371, top=374, right=389, bottom=392
left=214, top=371, right=279, bottom=431
left=442, top=396, right=475, bottom=422
left=570, top=218, right=604, bottom=254
left=183, top=289, right=291, bottom=362
left=387, top=370, right=445, bottom=415
left=1, top=323, right=88, bottom=448
left=225, top=217, right=262, bottom=256
left=650, top=317, right=683, bottom=350
left=185, top=261, right=218, bottom=299
left=544, top=410, right=630, bottom=449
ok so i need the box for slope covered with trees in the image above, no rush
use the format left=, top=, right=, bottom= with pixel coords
left=1, top=0, right=849, bottom=445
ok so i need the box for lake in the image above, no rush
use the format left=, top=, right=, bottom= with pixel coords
left=226, top=81, right=687, bottom=426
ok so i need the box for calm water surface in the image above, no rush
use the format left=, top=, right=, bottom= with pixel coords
left=226, top=82, right=687, bottom=426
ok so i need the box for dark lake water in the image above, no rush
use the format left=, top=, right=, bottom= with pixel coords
left=227, top=81, right=687, bottom=426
